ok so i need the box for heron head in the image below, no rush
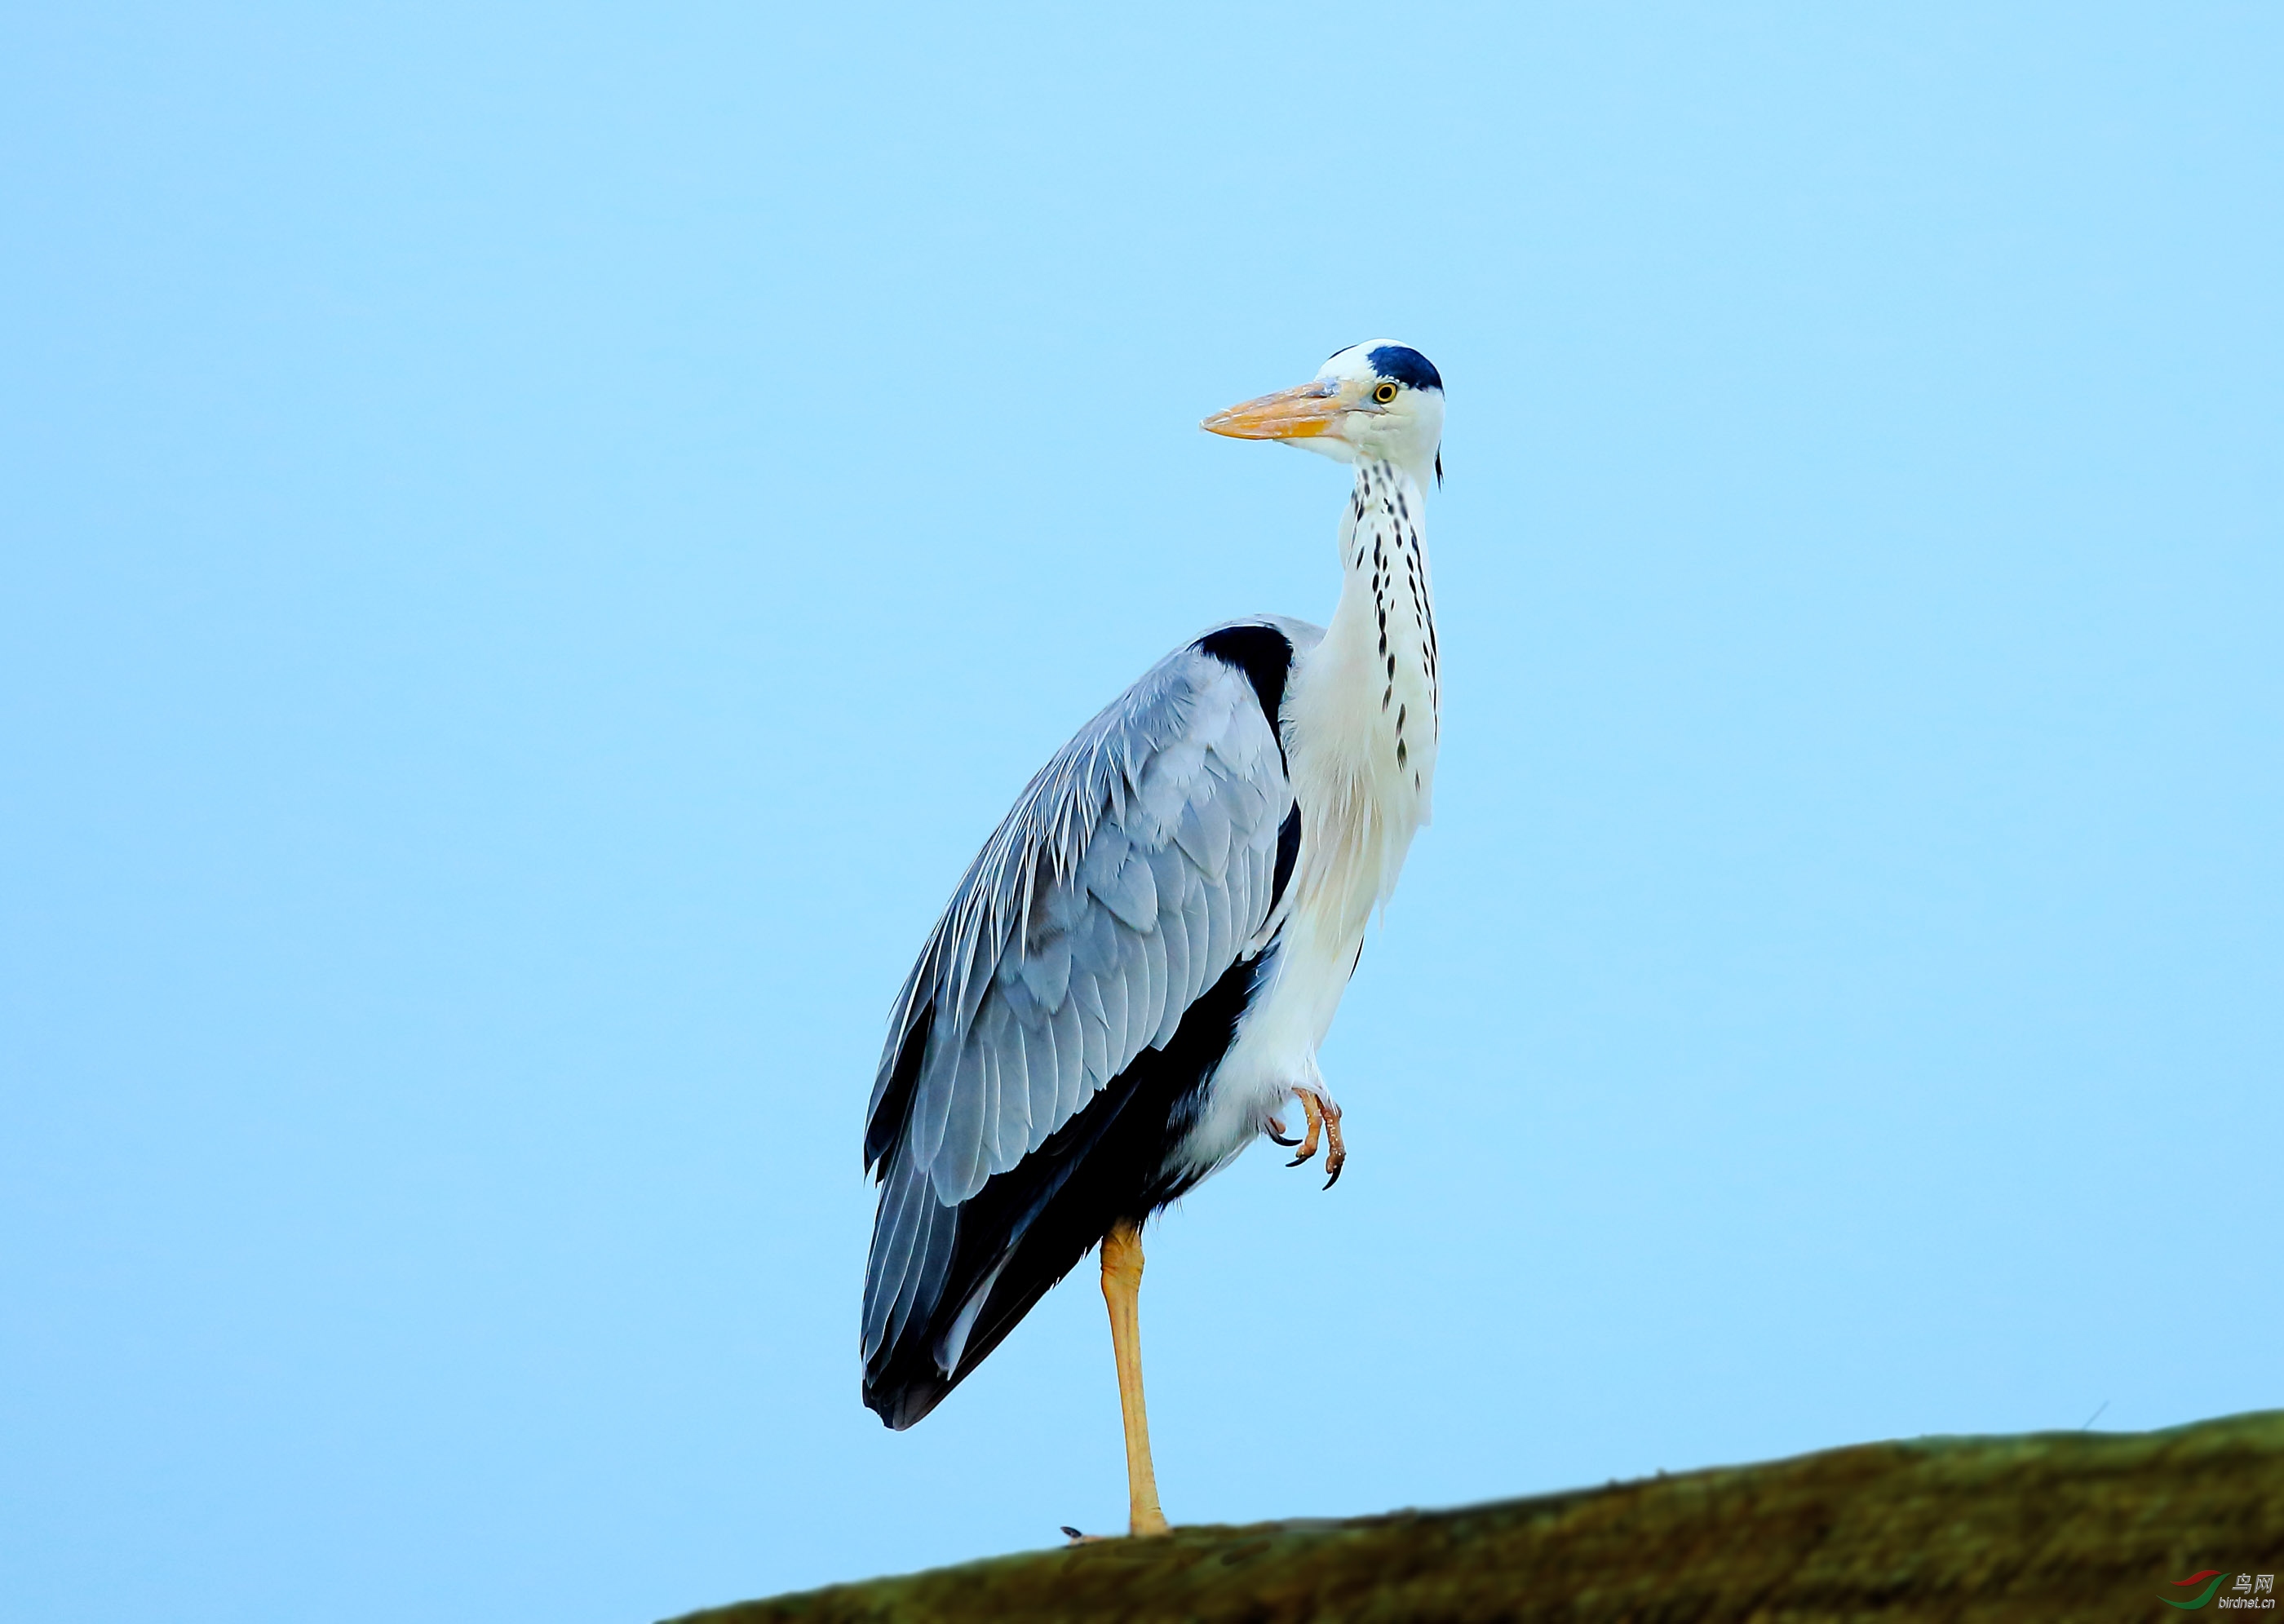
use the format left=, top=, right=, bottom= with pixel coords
left=1201, top=341, right=1445, bottom=481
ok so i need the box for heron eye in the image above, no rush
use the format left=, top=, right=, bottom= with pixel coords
left=1373, top=381, right=1399, bottom=405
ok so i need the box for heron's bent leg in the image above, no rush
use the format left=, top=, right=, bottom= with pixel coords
left=1100, top=1219, right=1170, bottom=1538
left=1283, top=1086, right=1346, bottom=1188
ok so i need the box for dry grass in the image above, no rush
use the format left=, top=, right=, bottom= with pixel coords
left=674, top=1410, right=2284, bottom=1623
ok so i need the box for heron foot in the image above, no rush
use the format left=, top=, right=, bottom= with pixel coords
left=1064, top=1521, right=1167, bottom=1543
left=1282, top=1086, right=1345, bottom=1188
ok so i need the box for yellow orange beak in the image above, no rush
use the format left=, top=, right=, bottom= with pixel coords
left=1200, top=379, right=1349, bottom=440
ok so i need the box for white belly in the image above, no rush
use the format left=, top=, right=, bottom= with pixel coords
left=1166, top=908, right=1365, bottom=1178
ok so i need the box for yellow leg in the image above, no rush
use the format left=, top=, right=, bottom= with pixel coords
left=1100, top=1219, right=1171, bottom=1537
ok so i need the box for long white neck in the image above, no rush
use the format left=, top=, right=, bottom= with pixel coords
left=1165, top=457, right=1443, bottom=1172
left=1286, top=457, right=1440, bottom=945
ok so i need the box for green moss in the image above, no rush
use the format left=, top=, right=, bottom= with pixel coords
left=678, top=1411, right=2284, bottom=1622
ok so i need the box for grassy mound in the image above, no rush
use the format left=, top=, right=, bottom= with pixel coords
left=678, top=1409, right=2284, bottom=1622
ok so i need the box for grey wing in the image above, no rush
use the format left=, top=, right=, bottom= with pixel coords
left=859, top=622, right=1312, bottom=1376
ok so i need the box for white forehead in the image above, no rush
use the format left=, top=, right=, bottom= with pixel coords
left=1316, top=339, right=1409, bottom=383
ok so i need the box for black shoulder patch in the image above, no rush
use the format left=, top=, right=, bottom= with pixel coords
left=1194, top=623, right=1296, bottom=741
left=1367, top=344, right=1443, bottom=392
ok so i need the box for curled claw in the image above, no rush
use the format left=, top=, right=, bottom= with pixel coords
left=1282, top=1086, right=1345, bottom=1187
left=1285, top=1091, right=1324, bottom=1167
left=1264, top=1113, right=1299, bottom=1148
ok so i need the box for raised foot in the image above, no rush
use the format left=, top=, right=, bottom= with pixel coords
left=1279, top=1086, right=1346, bottom=1188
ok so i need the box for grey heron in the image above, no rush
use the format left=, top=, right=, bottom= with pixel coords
left=861, top=342, right=1445, bottom=1537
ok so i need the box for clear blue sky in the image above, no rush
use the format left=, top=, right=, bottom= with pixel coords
left=3, top=4, right=2277, bottom=1620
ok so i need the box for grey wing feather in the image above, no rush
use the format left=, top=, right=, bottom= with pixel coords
left=859, top=619, right=1321, bottom=1374
left=866, top=629, right=1308, bottom=1200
